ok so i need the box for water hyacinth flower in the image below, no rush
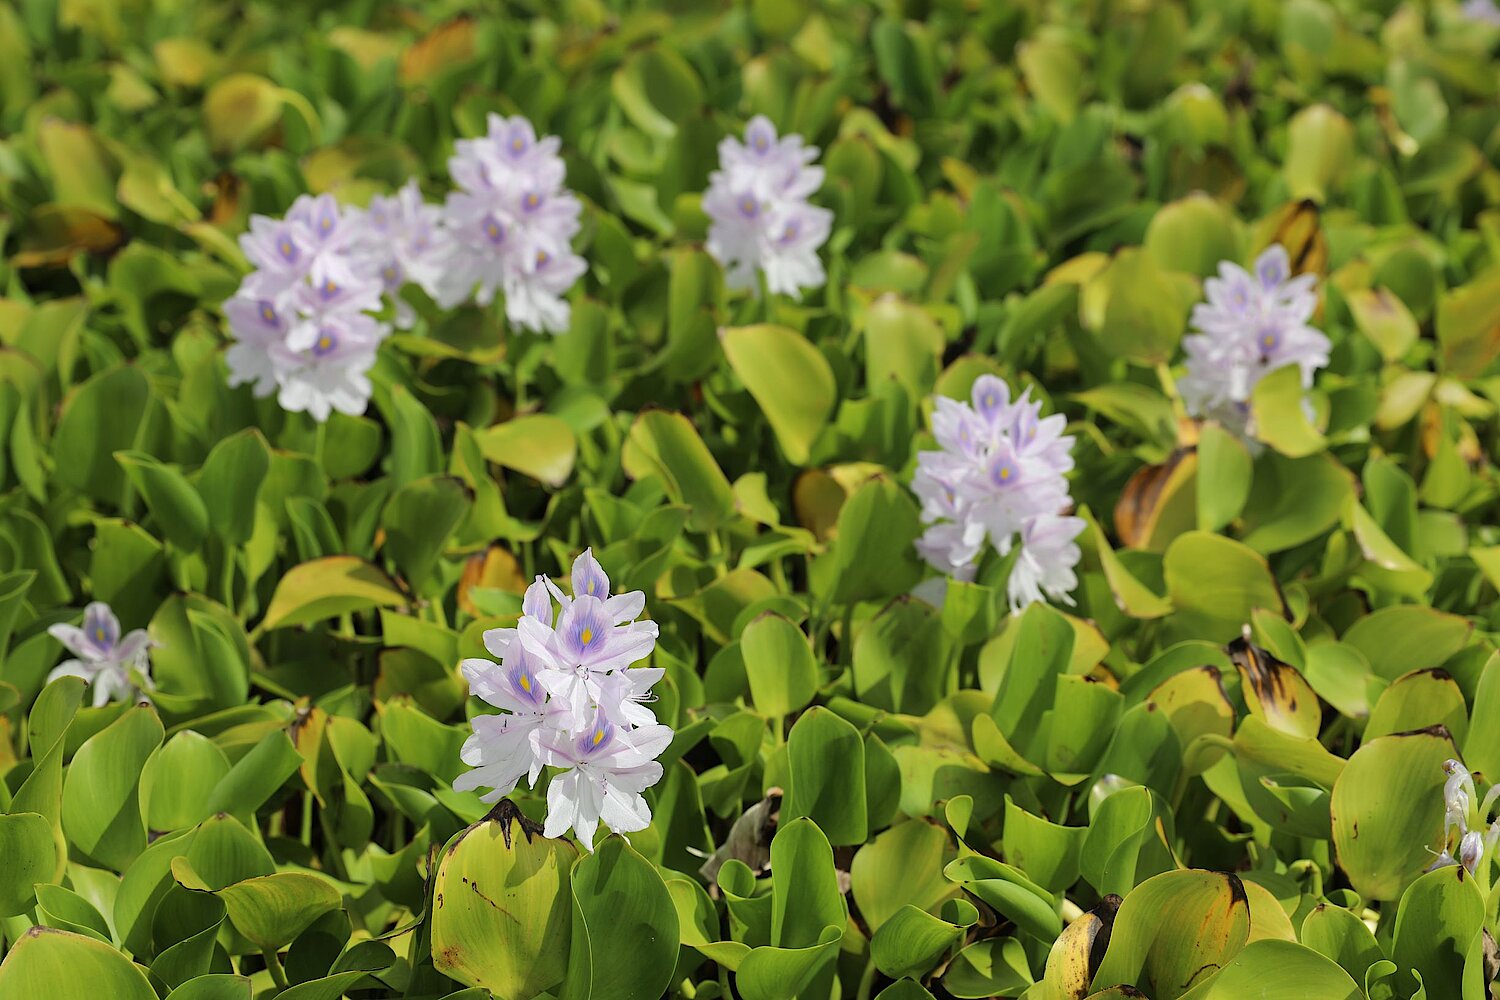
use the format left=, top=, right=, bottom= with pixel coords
left=1178, top=244, right=1330, bottom=446
left=454, top=550, right=668, bottom=849
left=347, top=179, right=452, bottom=330
left=704, top=115, right=833, bottom=299
left=911, top=374, right=1084, bottom=613
left=1463, top=0, right=1500, bottom=25
left=434, top=114, right=587, bottom=334
left=226, top=190, right=446, bottom=421
left=47, top=602, right=156, bottom=707
left=1429, top=759, right=1498, bottom=875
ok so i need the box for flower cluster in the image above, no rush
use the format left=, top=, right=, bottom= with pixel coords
left=704, top=116, right=832, bottom=299
left=912, top=375, right=1083, bottom=613
left=433, top=114, right=587, bottom=335
left=1463, top=0, right=1500, bottom=25
left=224, top=116, right=588, bottom=421
left=1178, top=244, right=1330, bottom=445
left=1429, top=759, right=1499, bottom=875
left=225, top=189, right=443, bottom=421
left=453, top=549, right=669, bottom=849
left=47, top=602, right=156, bottom=707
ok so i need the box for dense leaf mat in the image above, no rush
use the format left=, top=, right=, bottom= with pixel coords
left=2, top=0, right=1500, bottom=998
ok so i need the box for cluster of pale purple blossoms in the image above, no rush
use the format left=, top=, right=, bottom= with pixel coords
left=703, top=115, right=833, bottom=299
left=1430, top=759, right=1499, bottom=875
left=912, top=375, right=1084, bottom=614
left=47, top=602, right=157, bottom=707
left=225, top=192, right=400, bottom=422
left=427, top=114, right=587, bottom=333
left=1178, top=244, right=1330, bottom=446
left=1463, top=0, right=1500, bottom=26
left=453, top=550, right=669, bottom=849
left=224, top=115, right=586, bottom=422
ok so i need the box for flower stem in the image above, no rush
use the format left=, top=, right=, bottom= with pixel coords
left=1155, top=361, right=1190, bottom=426
left=262, top=947, right=290, bottom=992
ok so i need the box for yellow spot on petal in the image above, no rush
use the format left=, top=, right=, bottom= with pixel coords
left=1000, top=467, right=1011, bottom=480
left=95, top=627, right=106, bottom=642
left=317, top=335, right=333, bottom=352
left=519, top=674, right=531, bottom=692
left=580, top=627, right=593, bottom=645
left=592, top=729, right=605, bottom=746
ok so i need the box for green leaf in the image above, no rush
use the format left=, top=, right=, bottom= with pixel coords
left=140, top=731, right=231, bottom=832
left=610, top=46, right=703, bottom=139
left=52, top=365, right=149, bottom=504
left=741, top=613, right=819, bottom=718
left=1283, top=104, right=1354, bottom=202
left=770, top=818, right=846, bottom=949
left=1144, top=194, right=1241, bottom=279
left=1195, top=423, right=1252, bottom=532
left=870, top=906, right=963, bottom=980
left=1176, top=940, right=1361, bottom=999
left=1099, top=248, right=1190, bottom=365
left=194, top=429, right=269, bottom=546
left=202, top=74, right=283, bottom=153
left=430, top=807, right=577, bottom=997
left=0, top=927, right=157, bottom=1000
left=1390, top=865, right=1485, bottom=1000
left=822, top=476, right=923, bottom=605
left=1341, top=605, right=1471, bottom=683
left=561, top=835, right=679, bottom=1000
left=850, top=819, right=958, bottom=933
left=1347, top=287, right=1418, bottom=362
left=1002, top=796, right=1087, bottom=894
left=944, top=855, right=1061, bottom=943
left=721, top=325, right=837, bottom=466
left=260, top=557, right=407, bottom=630
left=1435, top=266, right=1500, bottom=379
left=1331, top=726, right=1456, bottom=901
left=381, top=475, right=473, bottom=592
left=61, top=704, right=163, bottom=869
left=1090, top=869, right=1250, bottom=1000
left=853, top=596, right=953, bottom=713
left=1250, top=364, right=1324, bottom=457
left=1163, top=532, right=1284, bottom=642
left=175, top=863, right=343, bottom=950
left=864, top=298, right=945, bottom=399
left=621, top=410, right=734, bottom=532
left=0, top=812, right=56, bottom=917
left=784, top=707, right=867, bottom=845
left=1364, top=669, right=1467, bottom=743
left=115, top=450, right=209, bottom=549
left=166, top=976, right=253, bottom=1000
left=1300, top=901, right=1385, bottom=988
left=474, top=414, right=578, bottom=488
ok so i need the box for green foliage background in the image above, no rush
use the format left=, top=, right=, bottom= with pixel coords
left=2, top=0, right=1500, bottom=998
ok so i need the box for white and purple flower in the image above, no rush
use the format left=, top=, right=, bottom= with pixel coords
left=1462, top=0, right=1500, bottom=25
left=1178, top=244, right=1330, bottom=446
left=912, top=375, right=1083, bottom=613
left=704, top=116, right=832, bottom=299
left=433, top=114, right=587, bottom=334
left=47, top=602, right=156, bottom=707
left=454, top=549, right=668, bottom=849
left=1429, top=759, right=1499, bottom=876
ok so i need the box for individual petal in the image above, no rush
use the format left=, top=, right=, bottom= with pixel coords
left=523, top=577, right=555, bottom=622
left=570, top=548, right=610, bottom=601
